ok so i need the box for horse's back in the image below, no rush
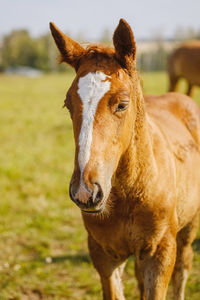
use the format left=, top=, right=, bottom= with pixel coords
left=168, top=42, right=200, bottom=84
left=145, top=92, right=200, bottom=229
left=145, top=92, right=200, bottom=145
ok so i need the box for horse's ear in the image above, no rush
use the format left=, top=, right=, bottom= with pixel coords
left=49, top=22, right=85, bottom=70
left=113, top=19, right=136, bottom=72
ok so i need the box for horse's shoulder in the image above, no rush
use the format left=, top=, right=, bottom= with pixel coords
left=144, top=92, right=199, bottom=117
left=145, top=92, right=200, bottom=147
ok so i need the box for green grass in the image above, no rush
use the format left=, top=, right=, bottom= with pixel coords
left=0, top=72, right=200, bottom=299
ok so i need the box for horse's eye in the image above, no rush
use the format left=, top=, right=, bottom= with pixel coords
left=115, top=101, right=129, bottom=112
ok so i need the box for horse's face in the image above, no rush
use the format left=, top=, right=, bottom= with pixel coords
left=50, top=19, right=137, bottom=213
left=67, top=63, right=135, bottom=213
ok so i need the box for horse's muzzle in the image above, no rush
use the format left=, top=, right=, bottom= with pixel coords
left=69, top=182, right=104, bottom=212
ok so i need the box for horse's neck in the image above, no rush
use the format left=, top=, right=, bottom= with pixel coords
left=113, top=83, right=157, bottom=199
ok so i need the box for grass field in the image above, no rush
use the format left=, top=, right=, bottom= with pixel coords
left=0, top=72, right=200, bottom=300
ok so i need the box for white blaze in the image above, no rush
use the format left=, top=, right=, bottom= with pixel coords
left=77, top=71, right=111, bottom=175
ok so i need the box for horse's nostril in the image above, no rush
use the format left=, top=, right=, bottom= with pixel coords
left=96, top=190, right=102, bottom=200
left=88, top=196, right=94, bottom=206
left=70, top=182, right=103, bottom=209
left=93, top=183, right=103, bottom=204
left=69, top=184, right=74, bottom=201
left=75, top=198, right=81, bottom=206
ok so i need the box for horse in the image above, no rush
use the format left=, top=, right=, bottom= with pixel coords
left=168, top=41, right=200, bottom=96
left=50, top=19, right=200, bottom=300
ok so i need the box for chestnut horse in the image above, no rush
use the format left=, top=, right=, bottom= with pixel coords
left=50, top=19, right=200, bottom=300
left=168, top=41, right=200, bottom=96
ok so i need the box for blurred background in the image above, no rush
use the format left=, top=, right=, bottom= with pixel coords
left=1, top=0, right=200, bottom=74
left=0, top=0, right=200, bottom=299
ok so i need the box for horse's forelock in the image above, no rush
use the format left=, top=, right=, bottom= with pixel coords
left=77, top=44, right=118, bottom=68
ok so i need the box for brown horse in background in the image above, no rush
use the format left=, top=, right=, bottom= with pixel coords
left=50, top=19, right=200, bottom=300
left=168, top=41, right=200, bottom=96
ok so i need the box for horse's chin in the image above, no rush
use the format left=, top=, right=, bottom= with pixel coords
left=82, top=208, right=103, bottom=214
left=81, top=195, right=109, bottom=216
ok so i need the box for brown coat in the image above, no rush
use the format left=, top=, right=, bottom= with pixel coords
left=50, top=19, right=200, bottom=300
left=168, top=41, right=200, bottom=95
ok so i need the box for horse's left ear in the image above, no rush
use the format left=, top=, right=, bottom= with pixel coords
left=113, top=19, right=136, bottom=72
left=49, top=22, right=85, bottom=70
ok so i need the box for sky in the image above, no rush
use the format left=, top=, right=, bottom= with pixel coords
left=0, top=0, right=200, bottom=41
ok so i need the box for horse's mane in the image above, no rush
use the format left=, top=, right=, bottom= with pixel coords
left=83, top=43, right=115, bottom=60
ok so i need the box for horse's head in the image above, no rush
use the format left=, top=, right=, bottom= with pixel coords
left=50, top=19, right=138, bottom=214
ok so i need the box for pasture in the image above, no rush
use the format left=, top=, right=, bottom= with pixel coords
left=0, top=72, right=200, bottom=299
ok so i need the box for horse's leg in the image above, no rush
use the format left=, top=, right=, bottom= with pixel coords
left=136, top=230, right=176, bottom=300
left=135, top=259, right=145, bottom=300
left=186, top=83, right=193, bottom=96
left=172, top=213, right=199, bottom=300
left=168, top=75, right=179, bottom=92
left=88, top=234, right=126, bottom=300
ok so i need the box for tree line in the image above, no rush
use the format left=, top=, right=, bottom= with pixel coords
left=0, top=29, right=64, bottom=72
left=0, top=27, right=199, bottom=73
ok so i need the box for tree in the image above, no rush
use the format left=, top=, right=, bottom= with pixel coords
left=0, top=29, right=71, bottom=72
left=174, top=26, right=199, bottom=41
left=100, top=28, right=112, bottom=45
left=1, top=29, right=38, bottom=69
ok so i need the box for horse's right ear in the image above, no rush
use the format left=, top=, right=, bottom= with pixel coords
left=113, top=19, right=136, bottom=73
left=49, top=22, right=85, bottom=70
